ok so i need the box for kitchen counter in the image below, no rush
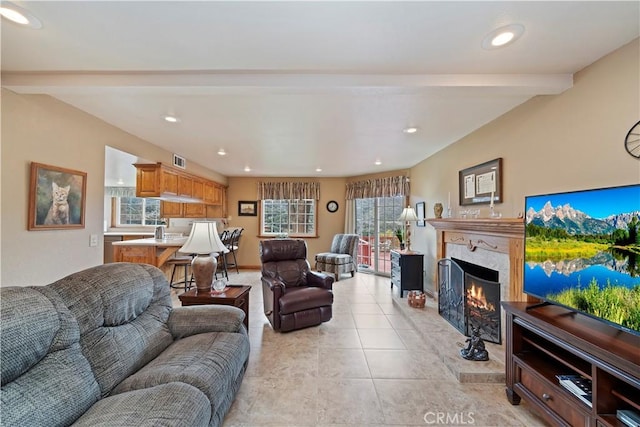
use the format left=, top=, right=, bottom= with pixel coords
left=112, top=237, right=187, bottom=247
left=112, top=237, right=188, bottom=267
left=104, top=231, right=154, bottom=237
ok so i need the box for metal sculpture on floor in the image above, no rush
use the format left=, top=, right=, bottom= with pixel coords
left=460, top=326, right=489, bottom=361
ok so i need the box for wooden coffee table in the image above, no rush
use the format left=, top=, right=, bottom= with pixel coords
left=178, top=285, right=251, bottom=329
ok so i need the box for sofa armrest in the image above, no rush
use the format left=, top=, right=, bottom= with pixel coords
left=307, top=270, right=334, bottom=290
left=168, top=305, right=246, bottom=339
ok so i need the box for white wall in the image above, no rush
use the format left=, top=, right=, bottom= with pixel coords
left=0, top=90, right=225, bottom=286
left=409, top=38, right=640, bottom=294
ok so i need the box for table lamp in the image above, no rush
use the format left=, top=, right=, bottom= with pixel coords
left=179, top=221, right=229, bottom=294
left=398, top=206, right=418, bottom=251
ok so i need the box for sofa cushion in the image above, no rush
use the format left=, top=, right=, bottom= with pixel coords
left=315, top=252, right=352, bottom=266
left=49, top=263, right=174, bottom=396
left=1, top=286, right=101, bottom=427
left=72, top=382, right=211, bottom=427
left=279, top=287, right=334, bottom=314
left=112, top=331, right=250, bottom=418
left=1, top=287, right=59, bottom=384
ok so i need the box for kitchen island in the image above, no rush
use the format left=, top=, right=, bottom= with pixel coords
left=112, top=237, right=187, bottom=268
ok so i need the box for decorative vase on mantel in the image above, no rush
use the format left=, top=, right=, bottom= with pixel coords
left=434, top=203, right=444, bottom=219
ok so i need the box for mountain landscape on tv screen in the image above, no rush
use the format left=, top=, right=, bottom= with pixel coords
left=526, top=201, right=638, bottom=235
left=524, top=186, right=640, bottom=333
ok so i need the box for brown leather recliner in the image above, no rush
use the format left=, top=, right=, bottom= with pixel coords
left=260, top=239, right=334, bottom=332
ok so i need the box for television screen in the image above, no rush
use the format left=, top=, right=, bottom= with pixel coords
left=524, top=184, right=640, bottom=334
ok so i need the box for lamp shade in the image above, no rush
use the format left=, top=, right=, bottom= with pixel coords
left=180, top=221, right=229, bottom=255
left=398, top=206, right=418, bottom=222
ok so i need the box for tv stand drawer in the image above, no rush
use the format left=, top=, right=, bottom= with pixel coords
left=518, top=366, right=591, bottom=427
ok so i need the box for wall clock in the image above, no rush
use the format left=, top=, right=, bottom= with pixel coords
left=326, top=201, right=339, bottom=213
left=625, top=120, right=640, bottom=159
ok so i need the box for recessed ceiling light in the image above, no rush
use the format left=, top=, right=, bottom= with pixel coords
left=0, top=3, right=42, bottom=29
left=482, top=24, right=525, bottom=50
left=374, top=160, right=382, bottom=166
left=492, top=32, right=514, bottom=47
left=244, top=166, right=251, bottom=172
left=163, top=115, right=179, bottom=123
left=217, top=149, right=227, bottom=156
left=116, top=178, right=124, bottom=185
left=403, top=127, right=418, bottom=134
left=316, top=168, right=322, bottom=172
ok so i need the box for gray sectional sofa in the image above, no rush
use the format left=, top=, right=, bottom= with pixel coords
left=0, top=263, right=250, bottom=427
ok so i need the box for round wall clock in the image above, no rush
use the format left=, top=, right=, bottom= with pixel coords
left=625, top=120, right=640, bottom=159
left=326, top=201, right=339, bottom=213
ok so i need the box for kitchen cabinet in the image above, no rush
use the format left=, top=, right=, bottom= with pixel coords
left=161, top=201, right=183, bottom=218
left=135, top=163, right=227, bottom=217
left=204, top=181, right=224, bottom=205
left=178, top=175, right=193, bottom=198
left=112, top=238, right=186, bottom=268
left=104, top=235, right=122, bottom=263
left=183, top=203, right=206, bottom=218
left=192, top=179, right=204, bottom=201
left=134, top=163, right=196, bottom=201
left=136, top=164, right=161, bottom=197
left=161, top=169, right=179, bottom=196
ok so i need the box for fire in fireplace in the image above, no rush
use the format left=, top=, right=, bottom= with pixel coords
left=437, top=258, right=501, bottom=344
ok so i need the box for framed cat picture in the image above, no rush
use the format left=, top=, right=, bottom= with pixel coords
left=28, top=162, right=87, bottom=230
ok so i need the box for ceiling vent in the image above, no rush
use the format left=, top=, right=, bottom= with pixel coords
left=173, top=154, right=186, bottom=169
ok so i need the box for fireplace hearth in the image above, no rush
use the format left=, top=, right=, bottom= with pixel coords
left=438, top=258, right=501, bottom=344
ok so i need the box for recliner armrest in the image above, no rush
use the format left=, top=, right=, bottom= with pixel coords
left=261, top=276, right=286, bottom=291
left=307, top=270, right=334, bottom=290
left=168, top=305, right=246, bottom=339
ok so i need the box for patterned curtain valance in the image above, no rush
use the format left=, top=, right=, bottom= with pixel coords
left=257, top=181, right=320, bottom=200
left=105, top=186, right=137, bottom=197
left=345, top=175, right=409, bottom=200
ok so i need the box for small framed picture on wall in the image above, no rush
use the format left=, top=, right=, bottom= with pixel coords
left=238, top=201, right=258, bottom=216
left=416, top=202, right=426, bottom=227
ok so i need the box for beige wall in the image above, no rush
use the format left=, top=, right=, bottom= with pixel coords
left=227, top=176, right=347, bottom=268
left=1, top=89, right=225, bottom=286
left=409, top=38, right=640, bottom=294
left=3, top=38, right=638, bottom=286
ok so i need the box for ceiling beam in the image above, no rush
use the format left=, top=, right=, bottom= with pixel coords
left=2, top=72, right=572, bottom=95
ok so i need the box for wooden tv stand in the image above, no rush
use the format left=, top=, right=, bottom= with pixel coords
left=502, top=302, right=640, bottom=427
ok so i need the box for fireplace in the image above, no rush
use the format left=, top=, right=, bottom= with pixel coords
left=438, top=258, right=501, bottom=344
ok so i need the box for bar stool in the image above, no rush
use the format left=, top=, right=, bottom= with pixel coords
left=224, top=228, right=243, bottom=274
left=166, top=255, right=193, bottom=291
left=214, top=252, right=228, bottom=280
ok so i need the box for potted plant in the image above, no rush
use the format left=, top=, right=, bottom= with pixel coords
left=394, top=228, right=405, bottom=250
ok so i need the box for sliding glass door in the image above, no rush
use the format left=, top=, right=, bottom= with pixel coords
left=355, top=196, right=404, bottom=275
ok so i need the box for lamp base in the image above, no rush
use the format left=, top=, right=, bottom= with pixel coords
left=191, top=254, right=217, bottom=294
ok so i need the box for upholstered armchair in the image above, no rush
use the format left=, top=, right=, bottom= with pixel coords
left=315, top=234, right=359, bottom=281
left=260, top=239, right=334, bottom=332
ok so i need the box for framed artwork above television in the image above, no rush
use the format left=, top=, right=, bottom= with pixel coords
left=458, top=158, right=502, bottom=206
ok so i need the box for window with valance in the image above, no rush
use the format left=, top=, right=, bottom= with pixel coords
left=257, top=181, right=320, bottom=237
left=257, top=181, right=320, bottom=200
left=345, top=175, right=409, bottom=200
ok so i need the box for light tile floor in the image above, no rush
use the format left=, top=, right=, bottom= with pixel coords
left=172, top=270, right=547, bottom=426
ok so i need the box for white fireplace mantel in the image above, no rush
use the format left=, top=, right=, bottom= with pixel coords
left=426, top=218, right=527, bottom=302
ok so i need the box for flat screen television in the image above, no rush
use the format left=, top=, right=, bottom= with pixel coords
left=524, top=184, right=640, bottom=335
